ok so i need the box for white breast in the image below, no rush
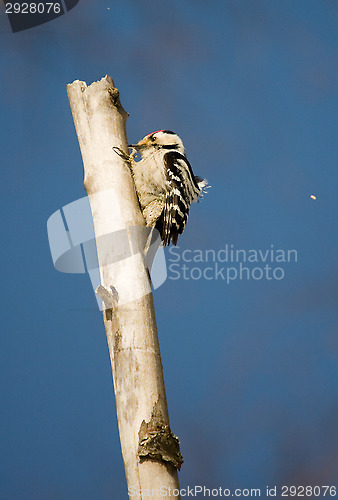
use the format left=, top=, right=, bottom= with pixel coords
left=131, top=149, right=167, bottom=209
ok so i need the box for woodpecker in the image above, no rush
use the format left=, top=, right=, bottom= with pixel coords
left=128, top=130, right=208, bottom=246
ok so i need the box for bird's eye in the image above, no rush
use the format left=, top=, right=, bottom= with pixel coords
left=151, top=135, right=156, bottom=141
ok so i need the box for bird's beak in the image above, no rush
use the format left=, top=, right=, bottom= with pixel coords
left=129, top=136, right=149, bottom=150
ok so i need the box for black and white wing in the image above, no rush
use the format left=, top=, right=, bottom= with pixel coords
left=156, top=151, right=202, bottom=246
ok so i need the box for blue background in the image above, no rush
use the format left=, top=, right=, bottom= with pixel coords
left=1, top=1, right=337, bottom=498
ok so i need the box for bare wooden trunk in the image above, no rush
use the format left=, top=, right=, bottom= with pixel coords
left=67, top=76, right=182, bottom=499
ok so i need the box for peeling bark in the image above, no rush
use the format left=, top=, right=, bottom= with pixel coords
left=138, top=400, right=184, bottom=470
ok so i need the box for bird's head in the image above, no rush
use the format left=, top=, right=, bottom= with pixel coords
left=129, top=130, right=185, bottom=155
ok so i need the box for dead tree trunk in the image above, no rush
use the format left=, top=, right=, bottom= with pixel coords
left=67, top=76, right=182, bottom=499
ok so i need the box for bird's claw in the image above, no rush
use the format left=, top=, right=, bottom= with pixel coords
left=113, top=146, right=132, bottom=163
